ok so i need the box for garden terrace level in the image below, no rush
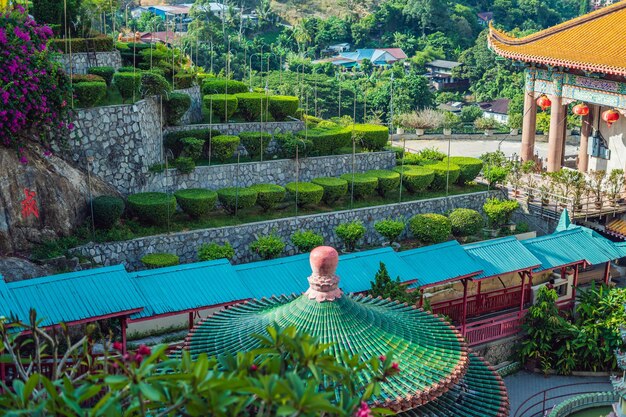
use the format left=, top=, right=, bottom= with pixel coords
left=487, top=1, right=626, bottom=173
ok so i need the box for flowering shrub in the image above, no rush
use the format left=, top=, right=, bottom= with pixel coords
left=0, top=6, right=73, bottom=162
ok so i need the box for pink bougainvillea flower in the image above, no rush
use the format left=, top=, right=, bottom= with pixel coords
left=355, top=401, right=373, bottom=417
left=137, top=344, right=151, bottom=356
left=112, top=341, right=123, bottom=351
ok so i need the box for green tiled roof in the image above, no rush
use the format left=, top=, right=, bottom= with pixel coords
left=185, top=293, right=469, bottom=411
left=463, top=237, right=541, bottom=280
left=398, top=353, right=509, bottom=417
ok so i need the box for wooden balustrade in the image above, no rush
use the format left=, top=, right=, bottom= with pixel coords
left=461, top=310, right=526, bottom=346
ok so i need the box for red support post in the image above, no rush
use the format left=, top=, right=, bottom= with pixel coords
left=0, top=349, right=5, bottom=386
left=461, top=279, right=469, bottom=337
left=572, top=264, right=579, bottom=303
left=188, top=311, right=194, bottom=330
left=418, top=289, right=424, bottom=309
left=604, top=261, right=611, bottom=285
left=120, top=317, right=127, bottom=355
left=519, top=272, right=527, bottom=312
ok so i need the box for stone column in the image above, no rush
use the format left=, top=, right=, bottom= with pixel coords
left=547, top=95, right=566, bottom=172
left=521, top=91, right=537, bottom=161
left=578, top=109, right=592, bottom=172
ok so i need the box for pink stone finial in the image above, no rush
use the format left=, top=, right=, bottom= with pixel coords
left=305, top=246, right=343, bottom=302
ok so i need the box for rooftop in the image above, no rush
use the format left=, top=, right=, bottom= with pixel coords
left=426, top=59, right=462, bottom=69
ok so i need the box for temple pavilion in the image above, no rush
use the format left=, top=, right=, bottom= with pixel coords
left=488, top=1, right=626, bottom=172
left=183, top=246, right=509, bottom=416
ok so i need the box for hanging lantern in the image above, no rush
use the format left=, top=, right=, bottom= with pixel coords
left=536, top=95, right=551, bottom=111
left=572, top=103, right=589, bottom=117
left=602, top=109, right=620, bottom=127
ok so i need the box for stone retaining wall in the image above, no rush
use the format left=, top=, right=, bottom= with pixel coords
left=57, top=51, right=122, bottom=75
left=174, top=86, right=203, bottom=125
left=164, top=120, right=305, bottom=136
left=72, top=190, right=499, bottom=270
left=141, top=151, right=397, bottom=192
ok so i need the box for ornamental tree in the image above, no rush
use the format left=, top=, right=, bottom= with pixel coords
left=0, top=6, right=72, bottom=163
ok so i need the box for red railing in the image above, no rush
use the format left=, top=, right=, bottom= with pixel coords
left=461, top=310, right=526, bottom=346
left=431, top=283, right=531, bottom=322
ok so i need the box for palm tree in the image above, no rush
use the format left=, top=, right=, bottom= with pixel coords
left=292, top=20, right=311, bottom=54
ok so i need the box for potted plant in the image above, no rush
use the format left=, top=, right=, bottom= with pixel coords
left=393, top=113, right=407, bottom=135
left=508, top=113, right=523, bottom=136
left=405, top=108, right=443, bottom=136
left=525, top=172, right=538, bottom=202
left=441, top=111, right=460, bottom=136
left=474, top=117, right=499, bottom=136
left=587, top=169, right=606, bottom=209
left=539, top=172, right=552, bottom=206
left=507, top=161, right=523, bottom=197
left=607, top=169, right=625, bottom=206
left=571, top=173, right=587, bottom=211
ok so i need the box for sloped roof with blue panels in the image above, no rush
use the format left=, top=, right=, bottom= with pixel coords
left=521, top=228, right=594, bottom=271
left=463, top=236, right=541, bottom=280
left=0, top=277, right=19, bottom=321
left=399, top=241, right=483, bottom=288
left=129, top=259, right=252, bottom=320
left=615, top=241, right=626, bottom=258
left=7, top=265, right=143, bottom=327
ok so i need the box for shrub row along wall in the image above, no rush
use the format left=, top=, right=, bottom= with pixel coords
left=56, top=51, right=122, bottom=75
left=174, top=86, right=203, bottom=125
left=72, top=190, right=499, bottom=269
left=164, top=121, right=305, bottom=137
left=142, top=151, right=397, bottom=192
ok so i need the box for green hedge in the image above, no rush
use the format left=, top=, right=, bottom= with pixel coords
left=113, top=72, right=141, bottom=103
left=442, top=156, right=483, bottom=184
left=127, top=192, right=177, bottom=225
left=204, top=94, right=238, bottom=122
left=180, top=137, right=204, bottom=161
left=483, top=198, right=519, bottom=228
left=335, top=220, right=366, bottom=252
left=72, top=74, right=106, bottom=83
left=448, top=208, right=484, bottom=237
left=429, top=162, right=461, bottom=190
left=92, top=196, right=125, bottom=229
left=211, top=135, right=240, bottom=162
left=174, top=188, right=217, bottom=218
left=285, top=182, right=324, bottom=207
left=202, top=78, right=249, bottom=95
left=87, top=66, right=115, bottom=86
left=298, top=126, right=352, bottom=156
left=173, top=73, right=196, bottom=89
left=393, top=166, right=435, bottom=193
left=164, top=128, right=220, bottom=156
left=374, top=218, right=406, bottom=244
left=250, top=233, right=285, bottom=260
left=140, top=71, right=171, bottom=97
left=197, top=242, right=235, bottom=261
left=239, top=131, right=271, bottom=159
left=234, top=92, right=269, bottom=122
left=274, top=133, right=313, bottom=159
left=291, top=230, right=324, bottom=252
left=49, top=36, right=114, bottom=53
left=269, top=95, right=299, bottom=121
left=174, top=157, right=195, bottom=174
left=409, top=213, right=452, bottom=244
left=354, top=124, right=389, bottom=151
left=366, top=170, right=400, bottom=196
left=217, top=187, right=258, bottom=214
left=141, top=253, right=180, bottom=269
left=164, top=92, right=192, bottom=126
left=117, top=66, right=140, bottom=73
left=340, top=173, right=378, bottom=200
left=73, top=82, right=106, bottom=108
left=311, top=177, right=348, bottom=204
left=249, top=183, right=286, bottom=211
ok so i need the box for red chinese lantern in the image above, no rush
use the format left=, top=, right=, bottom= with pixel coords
left=572, top=103, right=589, bottom=117
left=536, top=95, right=551, bottom=111
left=602, top=109, right=620, bottom=127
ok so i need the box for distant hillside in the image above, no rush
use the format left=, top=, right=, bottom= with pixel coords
left=270, top=0, right=379, bottom=23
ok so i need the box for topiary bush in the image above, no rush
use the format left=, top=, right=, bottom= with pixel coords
left=164, top=92, right=192, bottom=126
left=311, top=177, right=348, bottom=204
left=268, top=95, right=299, bottom=121
left=72, top=74, right=106, bottom=84
left=393, top=166, right=435, bottom=193
left=49, top=37, right=114, bottom=53
left=92, top=196, right=125, bottom=229
left=202, top=78, right=249, bottom=95
left=174, top=157, right=195, bottom=174
left=448, top=208, right=484, bottom=237
left=335, top=220, right=366, bottom=252
left=141, top=71, right=171, bottom=97
left=285, top=182, right=324, bottom=207
left=409, top=213, right=452, bottom=244
left=164, top=129, right=220, bottom=156
left=374, top=218, right=406, bottom=244
left=204, top=94, right=238, bottom=122
left=366, top=170, right=401, bottom=197
left=298, top=126, right=352, bottom=156
left=274, top=133, right=314, bottom=159
left=235, top=92, right=269, bottom=122
left=429, top=162, right=461, bottom=190
left=173, top=73, right=197, bottom=89
left=73, top=81, right=107, bottom=108
left=174, top=188, right=217, bottom=219
left=217, top=187, right=258, bottom=214
left=127, top=192, right=177, bottom=225
left=250, top=232, right=285, bottom=260
left=211, top=135, right=240, bottom=162
left=113, top=72, right=141, bottom=103
left=180, top=137, right=205, bottom=161
left=354, top=124, right=389, bottom=151
left=141, top=253, right=180, bottom=269
left=87, top=66, right=115, bottom=86
left=340, top=173, right=378, bottom=200
left=291, top=230, right=324, bottom=253
left=197, top=242, right=235, bottom=261
left=249, top=183, right=286, bottom=211
left=239, top=131, right=271, bottom=159
left=442, top=156, right=483, bottom=184
left=483, top=198, right=520, bottom=228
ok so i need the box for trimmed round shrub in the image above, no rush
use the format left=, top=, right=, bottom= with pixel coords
left=442, top=156, right=483, bottom=184
left=72, top=74, right=106, bottom=83
left=165, top=128, right=220, bottom=156
left=92, top=196, right=125, bottom=229
left=113, top=72, right=141, bottom=103
left=197, top=242, right=235, bottom=261
left=393, top=166, right=435, bottom=193
left=173, top=73, right=196, bottom=89
left=285, top=182, right=324, bottom=207
left=250, top=233, right=285, bottom=260
left=449, top=208, right=484, bottom=237
left=429, top=162, right=461, bottom=190
left=211, top=135, right=240, bottom=162
left=311, top=177, right=348, bottom=204
left=204, top=94, right=238, bottom=122
left=234, top=92, right=269, bottom=122
left=202, top=78, right=249, bottom=95
left=340, top=173, right=378, bottom=200
left=298, top=126, right=352, bottom=156
left=249, top=183, right=286, bottom=211
left=174, top=157, right=195, bottom=174
left=116, top=66, right=140, bottom=73
left=483, top=198, right=520, bottom=228
left=141, top=71, right=171, bottom=97
left=180, top=137, right=205, bottom=161
left=141, top=253, right=180, bottom=269
left=217, top=187, right=258, bottom=214
left=374, top=218, right=406, bottom=244
left=354, top=124, right=389, bottom=151
left=335, top=220, right=366, bottom=252
left=127, top=192, right=177, bottom=225
left=409, top=213, right=452, bottom=244
left=274, top=133, right=314, bottom=158
left=164, top=92, right=192, bottom=126
left=366, top=170, right=401, bottom=196
left=174, top=188, right=217, bottom=219
left=239, top=131, right=271, bottom=159
left=291, top=230, right=324, bottom=253
left=73, top=82, right=106, bottom=108
left=269, top=95, right=299, bottom=121
left=87, top=66, right=115, bottom=86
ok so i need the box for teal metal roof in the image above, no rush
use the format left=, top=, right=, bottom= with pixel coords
left=463, top=236, right=541, bottom=280
left=6, top=265, right=143, bottom=327
left=615, top=242, right=626, bottom=258
left=130, top=259, right=253, bottom=320
left=0, top=277, right=19, bottom=321
left=555, top=209, right=573, bottom=232
left=399, top=241, right=483, bottom=287
left=521, top=229, right=594, bottom=271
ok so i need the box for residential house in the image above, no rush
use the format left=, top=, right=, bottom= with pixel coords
left=479, top=98, right=510, bottom=124
left=477, top=12, right=493, bottom=26
left=424, top=59, right=468, bottom=91
left=315, top=48, right=407, bottom=68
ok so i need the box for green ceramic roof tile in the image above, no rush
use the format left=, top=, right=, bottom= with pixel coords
left=184, top=293, right=469, bottom=412
left=463, top=237, right=541, bottom=280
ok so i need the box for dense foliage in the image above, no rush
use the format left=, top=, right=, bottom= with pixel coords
left=164, top=92, right=192, bottom=126
left=312, top=177, right=349, bottom=204
left=448, top=208, right=483, bottom=237
left=92, top=196, right=125, bottom=229
left=141, top=252, right=180, bottom=268
left=286, top=182, right=325, bottom=207
left=374, top=218, right=406, bottom=244
left=291, top=230, right=325, bottom=252
left=335, top=220, right=366, bottom=252
left=249, top=183, right=286, bottom=211
left=340, top=173, right=378, bottom=200
left=250, top=232, right=286, bottom=259
left=197, top=241, right=235, bottom=261
left=393, top=166, right=435, bottom=193
left=127, top=192, right=177, bottom=225
left=483, top=198, right=519, bottom=228
left=370, top=262, right=419, bottom=304
left=174, top=188, right=218, bottom=219
left=211, top=135, right=240, bottom=162
left=409, top=213, right=452, bottom=243
left=366, top=170, right=401, bottom=197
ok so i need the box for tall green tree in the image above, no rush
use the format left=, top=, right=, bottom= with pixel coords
left=370, top=262, right=419, bottom=304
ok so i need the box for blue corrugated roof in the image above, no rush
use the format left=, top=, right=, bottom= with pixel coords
left=6, top=265, right=143, bottom=327
left=399, top=241, right=483, bottom=287
left=463, top=236, right=541, bottom=280
left=130, top=259, right=253, bottom=319
left=0, top=277, right=19, bottom=321
left=521, top=229, right=593, bottom=271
